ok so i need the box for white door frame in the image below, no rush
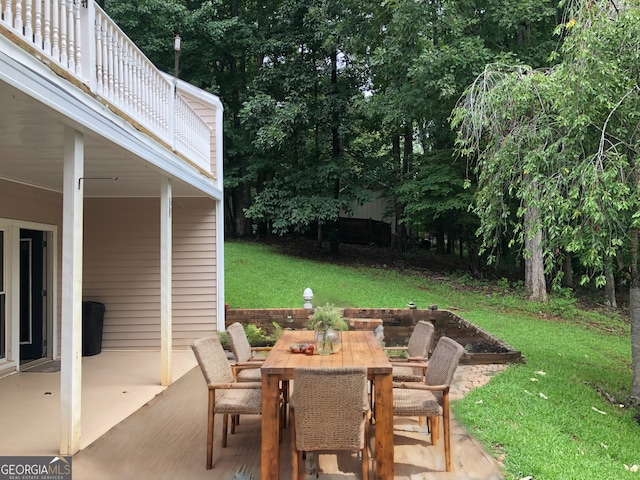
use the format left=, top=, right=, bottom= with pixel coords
left=0, top=219, right=57, bottom=376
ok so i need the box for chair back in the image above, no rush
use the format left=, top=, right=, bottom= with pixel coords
left=424, top=336, right=464, bottom=392
left=227, top=322, right=254, bottom=362
left=292, top=367, right=368, bottom=452
left=406, top=320, right=435, bottom=359
left=191, top=334, right=235, bottom=386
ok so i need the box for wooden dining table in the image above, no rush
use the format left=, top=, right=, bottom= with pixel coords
left=261, top=329, right=394, bottom=479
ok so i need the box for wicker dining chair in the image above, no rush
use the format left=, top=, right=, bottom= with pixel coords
left=385, top=320, right=435, bottom=383
left=392, top=336, right=464, bottom=472
left=191, top=334, right=263, bottom=470
left=226, top=322, right=268, bottom=383
left=290, top=367, right=370, bottom=479
left=226, top=322, right=291, bottom=427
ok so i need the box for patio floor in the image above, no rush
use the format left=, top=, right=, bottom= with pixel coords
left=0, top=350, right=197, bottom=456
left=0, top=351, right=505, bottom=479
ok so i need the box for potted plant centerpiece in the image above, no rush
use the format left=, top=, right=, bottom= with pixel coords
left=308, top=303, right=348, bottom=355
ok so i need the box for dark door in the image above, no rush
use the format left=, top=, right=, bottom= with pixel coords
left=19, top=229, right=46, bottom=361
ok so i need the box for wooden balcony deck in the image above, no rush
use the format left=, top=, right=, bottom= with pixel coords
left=69, top=358, right=505, bottom=480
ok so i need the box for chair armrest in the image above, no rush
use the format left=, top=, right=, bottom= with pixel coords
left=209, top=382, right=262, bottom=390
left=392, top=382, right=449, bottom=392
left=390, top=361, right=428, bottom=369
left=251, top=346, right=273, bottom=352
left=249, top=348, right=269, bottom=361
left=232, top=363, right=262, bottom=373
left=407, top=356, right=427, bottom=363
left=233, top=361, right=263, bottom=368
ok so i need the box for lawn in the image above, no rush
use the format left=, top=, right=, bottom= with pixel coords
left=225, top=240, right=639, bottom=480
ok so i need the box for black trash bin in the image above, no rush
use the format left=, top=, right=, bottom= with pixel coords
left=82, top=301, right=105, bottom=356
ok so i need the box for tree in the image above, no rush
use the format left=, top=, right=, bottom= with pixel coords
left=240, top=0, right=369, bottom=249
left=452, top=64, right=552, bottom=301
left=453, top=0, right=640, bottom=402
left=353, top=0, right=558, bottom=259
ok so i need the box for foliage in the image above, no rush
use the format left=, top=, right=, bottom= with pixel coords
left=307, top=303, right=348, bottom=332
left=354, top=0, right=559, bottom=252
left=218, top=330, right=231, bottom=351
left=451, top=63, right=558, bottom=264
left=243, top=323, right=267, bottom=345
left=103, top=0, right=189, bottom=75
left=220, top=321, right=284, bottom=349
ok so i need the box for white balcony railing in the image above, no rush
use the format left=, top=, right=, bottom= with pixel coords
left=0, top=0, right=211, bottom=172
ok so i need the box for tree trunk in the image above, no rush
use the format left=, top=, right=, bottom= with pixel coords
left=329, top=50, right=340, bottom=256
left=316, top=221, right=323, bottom=249
left=630, top=285, right=640, bottom=403
left=229, top=184, right=251, bottom=237
left=392, top=135, right=405, bottom=253
left=604, top=258, right=617, bottom=308
left=630, top=226, right=640, bottom=403
left=562, top=253, right=575, bottom=289
left=435, top=222, right=445, bottom=255
left=468, top=247, right=483, bottom=279
left=524, top=201, right=547, bottom=302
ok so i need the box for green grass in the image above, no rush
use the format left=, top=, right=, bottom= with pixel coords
left=225, top=240, right=640, bottom=480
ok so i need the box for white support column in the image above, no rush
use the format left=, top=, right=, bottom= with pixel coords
left=214, top=99, right=225, bottom=332
left=160, top=177, right=172, bottom=386
left=60, top=125, right=84, bottom=455
left=216, top=197, right=225, bottom=331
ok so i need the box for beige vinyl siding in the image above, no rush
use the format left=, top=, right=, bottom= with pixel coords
left=0, top=181, right=63, bottom=222
left=83, top=197, right=217, bottom=350
left=0, top=179, right=63, bottom=356
left=172, top=197, right=218, bottom=343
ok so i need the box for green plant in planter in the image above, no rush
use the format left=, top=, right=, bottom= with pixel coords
left=308, top=303, right=348, bottom=332
left=308, top=304, right=348, bottom=354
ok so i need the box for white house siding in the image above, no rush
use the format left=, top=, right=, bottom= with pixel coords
left=83, top=197, right=217, bottom=351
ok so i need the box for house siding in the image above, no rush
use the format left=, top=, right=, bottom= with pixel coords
left=341, top=191, right=396, bottom=236
left=0, top=183, right=219, bottom=356
left=83, top=197, right=218, bottom=350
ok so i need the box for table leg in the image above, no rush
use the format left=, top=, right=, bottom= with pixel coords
left=261, top=373, right=281, bottom=479
left=374, top=373, right=394, bottom=479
